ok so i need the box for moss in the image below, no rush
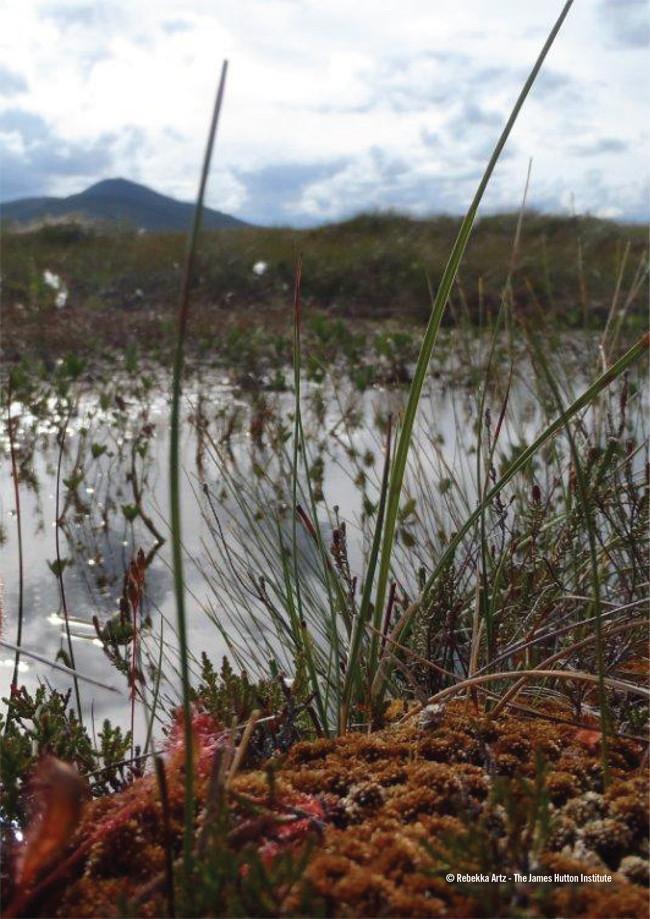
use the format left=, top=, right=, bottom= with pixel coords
left=494, top=733, right=532, bottom=761
left=619, top=855, right=649, bottom=887
left=56, top=877, right=135, bottom=918
left=306, top=852, right=352, bottom=888
left=606, top=778, right=649, bottom=840
left=581, top=818, right=634, bottom=868
left=547, top=770, right=580, bottom=805
left=388, top=788, right=445, bottom=823
left=340, top=781, right=385, bottom=823
left=609, top=795, right=649, bottom=839
left=483, top=803, right=508, bottom=840
left=14, top=701, right=649, bottom=918
left=551, top=883, right=648, bottom=918
left=350, top=737, right=406, bottom=763
left=329, top=864, right=394, bottom=916
left=532, top=736, right=563, bottom=761
left=372, top=762, right=409, bottom=787
left=547, top=815, right=577, bottom=851
left=286, top=766, right=351, bottom=796
left=286, top=738, right=337, bottom=764
left=373, top=834, right=420, bottom=879
left=563, top=792, right=607, bottom=825
left=454, top=764, right=490, bottom=802
left=493, top=752, right=520, bottom=777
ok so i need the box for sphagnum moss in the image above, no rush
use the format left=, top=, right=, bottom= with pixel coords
left=8, top=701, right=648, bottom=918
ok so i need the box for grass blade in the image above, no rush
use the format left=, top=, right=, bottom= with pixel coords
left=340, top=414, right=392, bottom=729
left=372, top=0, right=575, bottom=658
left=525, top=326, right=611, bottom=781
left=169, top=60, right=228, bottom=884
left=372, top=331, right=649, bottom=702
left=0, top=640, right=122, bottom=693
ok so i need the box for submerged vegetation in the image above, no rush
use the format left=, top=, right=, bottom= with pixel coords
left=1, top=3, right=649, bottom=917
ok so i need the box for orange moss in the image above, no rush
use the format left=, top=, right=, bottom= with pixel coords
left=547, top=770, right=580, bottom=805
left=9, top=701, right=648, bottom=918
left=551, top=883, right=648, bottom=918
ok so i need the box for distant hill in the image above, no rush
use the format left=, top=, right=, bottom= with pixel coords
left=0, top=178, right=249, bottom=232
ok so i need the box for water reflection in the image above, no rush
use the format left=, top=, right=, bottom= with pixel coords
left=2, top=346, right=632, bottom=731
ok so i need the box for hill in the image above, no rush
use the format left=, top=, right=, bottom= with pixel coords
left=0, top=178, right=249, bottom=231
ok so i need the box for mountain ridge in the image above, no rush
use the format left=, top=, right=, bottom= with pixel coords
left=1, top=178, right=249, bottom=231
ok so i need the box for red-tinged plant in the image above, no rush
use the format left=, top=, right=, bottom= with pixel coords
left=574, top=728, right=602, bottom=754
left=13, top=757, right=88, bottom=892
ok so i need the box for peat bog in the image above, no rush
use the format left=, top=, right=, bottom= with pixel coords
left=1, top=11, right=649, bottom=918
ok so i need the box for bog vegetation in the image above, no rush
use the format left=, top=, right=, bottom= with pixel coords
left=1, top=3, right=649, bottom=917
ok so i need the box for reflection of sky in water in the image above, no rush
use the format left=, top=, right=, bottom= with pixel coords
left=1, top=350, right=643, bottom=732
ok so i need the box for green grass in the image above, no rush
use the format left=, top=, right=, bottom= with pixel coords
left=2, top=212, right=647, bottom=369
left=168, top=59, right=229, bottom=884
left=198, top=0, right=646, bottom=736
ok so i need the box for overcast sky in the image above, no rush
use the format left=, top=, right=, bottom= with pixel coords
left=0, top=0, right=648, bottom=226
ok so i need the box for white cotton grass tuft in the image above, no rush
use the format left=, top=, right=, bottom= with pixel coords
left=43, top=269, right=62, bottom=290
left=43, top=269, right=68, bottom=308
left=252, top=260, right=268, bottom=277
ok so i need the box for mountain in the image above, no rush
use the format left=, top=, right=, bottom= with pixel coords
left=0, top=178, right=249, bottom=231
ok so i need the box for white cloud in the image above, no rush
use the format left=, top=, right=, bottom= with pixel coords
left=0, top=0, right=647, bottom=223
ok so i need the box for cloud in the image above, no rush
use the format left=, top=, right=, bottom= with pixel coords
left=41, top=2, right=110, bottom=28
left=0, top=65, right=27, bottom=96
left=528, top=166, right=649, bottom=223
left=0, top=108, right=122, bottom=200
left=0, top=108, right=49, bottom=139
left=0, top=0, right=647, bottom=222
left=161, top=18, right=193, bottom=34
left=447, top=101, right=502, bottom=135
left=568, top=137, right=629, bottom=156
left=286, top=146, right=490, bottom=224
left=234, top=160, right=351, bottom=225
left=599, top=0, right=650, bottom=49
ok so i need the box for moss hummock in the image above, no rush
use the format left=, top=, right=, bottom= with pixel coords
left=6, top=702, right=648, bottom=918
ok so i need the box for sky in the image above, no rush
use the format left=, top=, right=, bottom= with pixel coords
left=0, top=0, right=648, bottom=226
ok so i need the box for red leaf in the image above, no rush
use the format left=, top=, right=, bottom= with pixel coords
left=574, top=728, right=602, bottom=753
left=14, top=757, right=88, bottom=890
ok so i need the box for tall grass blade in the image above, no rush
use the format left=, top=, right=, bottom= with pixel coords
left=372, top=332, right=649, bottom=702
left=422, top=668, right=649, bottom=707
left=54, top=410, right=83, bottom=723
left=525, top=327, right=611, bottom=782
left=289, top=258, right=330, bottom=732
left=0, top=640, right=122, bottom=693
left=340, top=415, right=392, bottom=729
left=169, top=59, right=228, bottom=884
left=372, top=0, right=574, bottom=659
left=6, top=379, right=24, bottom=718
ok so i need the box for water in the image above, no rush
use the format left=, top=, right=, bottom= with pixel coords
left=0, top=345, right=620, bottom=732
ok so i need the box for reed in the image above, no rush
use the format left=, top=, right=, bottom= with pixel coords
left=169, top=60, right=228, bottom=882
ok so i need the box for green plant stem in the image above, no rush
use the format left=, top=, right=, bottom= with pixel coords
left=0, top=639, right=121, bottom=692
left=143, top=619, right=166, bottom=757
left=290, top=258, right=330, bottom=733
left=55, top=408, right=83, bottom=723
left=169, top=59, right=228, bottom=885
left=525, top=328, right=611, bottom=782
left=372, top=331, right=649, bottom=702
left=6, top=381, right=24, bottom=710
left=420, top=668, right=649, bottom=708
left=372, top=0, right=574, bottom=662
left=340, top=414, right=392, bottom=730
